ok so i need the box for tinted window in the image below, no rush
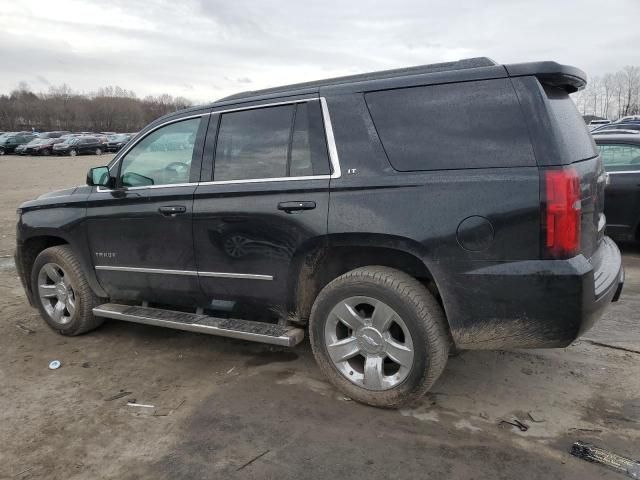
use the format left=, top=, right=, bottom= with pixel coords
left=290, top=102, right=330, bottom=177
left=365, top=79, right=535, bottom=171
left=543, top=85, right=597, bottom=163
left=215, top=105, right=293, bottom=181
left=119, top=117, right=200, bottom=187
left=213, top=101, right=330, bottom=181
left=598, top=144, right=640, bottom=172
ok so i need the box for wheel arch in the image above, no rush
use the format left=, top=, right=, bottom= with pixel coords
left=17, top=234, right=107, bottom=304
left=287, top=233, right=449, bottom=327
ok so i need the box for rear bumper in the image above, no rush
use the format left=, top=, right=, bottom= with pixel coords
left=445, top=236, right=623, bottom=349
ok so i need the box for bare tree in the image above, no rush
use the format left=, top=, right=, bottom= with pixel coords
left=621, top=66, right=640, bottom=116
left=0, top=83, right=194, bottom=132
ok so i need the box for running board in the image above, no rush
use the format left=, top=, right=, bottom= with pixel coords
left=93, top=303, right=304, bottom=347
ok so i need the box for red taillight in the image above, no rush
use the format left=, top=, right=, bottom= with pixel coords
left=543, top=168, right=581, bottom=258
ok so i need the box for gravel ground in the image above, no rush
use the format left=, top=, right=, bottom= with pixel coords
left=0, top=155, right=638, bottom=479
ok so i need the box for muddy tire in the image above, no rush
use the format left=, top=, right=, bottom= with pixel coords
left=309, top=266, right=449, bottom=408
left=31, top=245, right=104, bottom=336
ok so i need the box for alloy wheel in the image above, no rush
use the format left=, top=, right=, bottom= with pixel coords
left=37, top=263, right=76, bottom=325
left=324, top=296, right=414, bottom=391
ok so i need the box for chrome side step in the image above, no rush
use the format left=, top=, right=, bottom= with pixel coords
left=93, top=303, right=304, bottom=347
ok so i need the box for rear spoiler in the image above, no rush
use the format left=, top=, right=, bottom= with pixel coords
left=504, top=61, right=587, bottom=93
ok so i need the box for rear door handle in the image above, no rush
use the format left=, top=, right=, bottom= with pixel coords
left=158, top=205, right=187, bottom=216
left=278, top=201, right=316, bottom=213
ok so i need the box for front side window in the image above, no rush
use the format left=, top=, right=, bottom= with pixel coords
left=213, top=101, right=330, bottom=181
left=119, top=117, right=200, bottom=187
left=598, top=144, right=640, bottom=172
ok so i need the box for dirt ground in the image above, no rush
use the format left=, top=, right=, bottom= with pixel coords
left=0, top=155, right=639, bottom=480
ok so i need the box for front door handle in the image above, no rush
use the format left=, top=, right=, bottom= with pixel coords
left=159, top=205, right=187, bottom=216
left=278, top=201, right=316, bottom=213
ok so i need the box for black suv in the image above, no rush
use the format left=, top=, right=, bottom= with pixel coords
left=15, top=58, right=624, bottom=407
left=52, top=136, right=105, bottom=156
left=20, top=137, right=65, bottom=156
left=106, top=134, right=132, bottom=152
left=0, top=133, right=37, bottom=154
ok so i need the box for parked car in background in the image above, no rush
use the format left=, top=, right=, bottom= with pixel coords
left=592, top=122, right=640, bottom=133
left=52, top=136, right=105, bottom=156
left=15, top=143, right=29, bottom=155
left=618, top=115, right=640, bottom=123
left=22, top=137, right=65, bottom=156
left=106, top=133, right=132, bottom=152
left=0, top=133, right=37, bottom=155
left=593, top=130, right=640, bottom=136
left=595, top=133, right=640, bottom=244
left=93, top=134, right=109, bottom=148
left=37, top=131, right=70, bottom=139
left=589, top=119, right=611, bottom=130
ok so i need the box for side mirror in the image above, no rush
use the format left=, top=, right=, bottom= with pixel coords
left=87, top=166, right=111, bottom=187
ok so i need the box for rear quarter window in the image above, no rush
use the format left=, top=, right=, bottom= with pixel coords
left=543, top=85, right=597, bottom=164
left=364, top=79, right=535, bottom=171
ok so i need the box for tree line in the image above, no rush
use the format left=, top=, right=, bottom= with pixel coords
left=0, top=82, right=194, bottom=133
left=572, top=65, right=640, bottom=120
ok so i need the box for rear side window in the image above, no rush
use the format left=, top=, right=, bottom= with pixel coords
left=543, top=85, right=597, bottom=164
left=365, top=79, right=535, bottom=171
left=598, top=144, right=640, bottom=171
left=213, top=101, right=330, bottom=181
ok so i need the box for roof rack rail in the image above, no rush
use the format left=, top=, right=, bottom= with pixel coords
left=216, top=57, right=498, bottom=103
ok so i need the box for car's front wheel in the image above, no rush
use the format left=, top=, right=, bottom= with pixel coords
left=309, top=266, right=449, bottom=408
left=95, top=148, right=102, bottom=155
left=31, top=245, right=104, bottom=336
left=69, top=149, right=77, bottom=157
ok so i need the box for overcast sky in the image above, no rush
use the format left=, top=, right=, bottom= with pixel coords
left=0, top=0, right=638, bottom=103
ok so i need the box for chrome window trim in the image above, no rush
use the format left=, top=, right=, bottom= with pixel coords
left=320, top=97, right=342, bottom=179
left=96, top=96, right=341, bottom=192
left=606, top=170, right=640, bottom=175
left=212, top=97, right=318, bottom=114
left=95, top=265, right=273, bottom=281
left=197, top=174, right=330, bottom=186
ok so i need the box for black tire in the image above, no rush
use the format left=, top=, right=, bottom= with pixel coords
left=31, top=245, right=104, bottom=336
left=41, top=148, right=50, bottom=156
left=309, top=266, right=449, bottom=408
left=95, top=148, right=102, bottom=155
left=69, top=149, right=77, bottom=157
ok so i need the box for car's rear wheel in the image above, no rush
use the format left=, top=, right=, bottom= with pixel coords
left=0, top=149, right=4, bottom=155
left=309, top=266, right=449, bottom=408
left=41, top=149, right=50, bottom=156
left=31, top=245, right=104, bottom=336
left=95, top=148, right=102, bottom=155
left=69, top=149, right=77, bottom=157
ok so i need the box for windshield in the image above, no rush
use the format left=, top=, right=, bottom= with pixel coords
left=62, top=137, right=78, bottom=145
left=27, top=138, right=48, bottom=146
